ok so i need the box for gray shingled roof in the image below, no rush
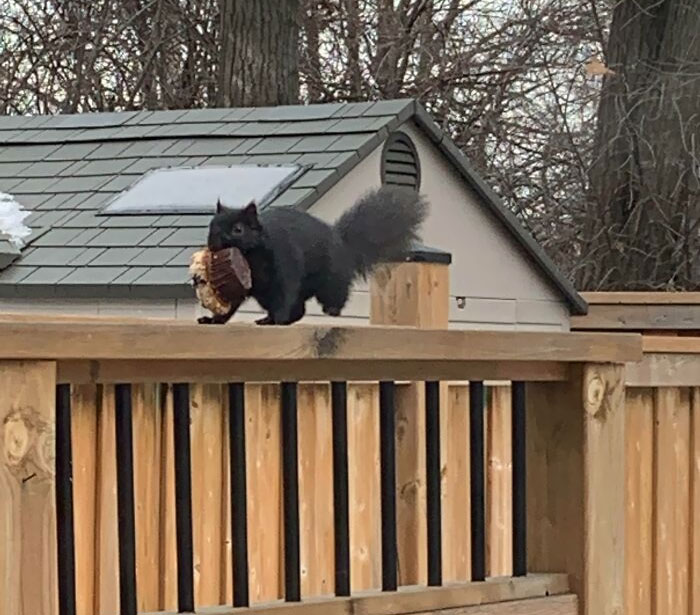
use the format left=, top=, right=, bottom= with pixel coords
left=0, top=99, right=586, bottom=314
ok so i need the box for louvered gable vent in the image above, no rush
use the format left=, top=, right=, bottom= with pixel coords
left=381, top=132, right=421, bottom=190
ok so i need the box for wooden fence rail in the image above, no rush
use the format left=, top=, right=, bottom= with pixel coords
left=0, top=318, right=641, bottom=615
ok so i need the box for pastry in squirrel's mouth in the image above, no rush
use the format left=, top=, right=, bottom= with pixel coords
left=189, top=247, right=252, bottom=316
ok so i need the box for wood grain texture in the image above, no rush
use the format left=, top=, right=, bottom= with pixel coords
left=57, top=358, right=570, bottom=385
left=623, top=389, right=653, bottom=615
left=132, top=384, right=163, bottom=613
left=70, top=384, right=98, bottom=615
left=297, top=384, right=335, bottom=597
left=572, top=303, right=700, bottom=330
left=408, top=595, right=577, bottom=615
left=486, top=385, right=512, bottom=577
left=0, top=320, right=643, bottom=363
left=347, top=383, right=381, bottom=591
left=0, top=361, right=58, bottom=615
left=582, top=363, right=625, bottom=615
left=393, top=382, right=427, bottom=586
left=653, top=387, right=691, bottom=615
left=183, top=574, right=571, bottom=615
left=692, top=388, right=699, bottom=615
left=369, top=262, right=449, bottom=329
left=527, top=363, right=626, bottom=615
left=94, top=385, right=119, bottom=615
left=442, top=385, right=471, bottom=583
left=159, top=385, right=178, bottom=611
left=526, top=375, right=585, bottom=591
left=642, top=336, right=700, bottom=353
left=190, top=384, right=227, bottom=607
left=625, top=353, right=700, bottom=387
left=350, top=574, right=570, bottom=615
left=246, top=384, right=284, bottom=602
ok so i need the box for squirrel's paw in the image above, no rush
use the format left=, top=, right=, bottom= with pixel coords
left=322, top=305, right=341, bottom=317
left=255, top=315, right=275, bottom=325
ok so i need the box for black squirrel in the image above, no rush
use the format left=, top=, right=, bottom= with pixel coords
left=200, top=185, right=428, bottom=325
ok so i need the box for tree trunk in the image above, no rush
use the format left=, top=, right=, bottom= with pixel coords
left=582, top=0, right=700, bottom=290
left=217, top=0, right=300, bottom=107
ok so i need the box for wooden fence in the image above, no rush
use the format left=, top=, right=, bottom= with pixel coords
left=572, top=292, right=700, bottom=615
left=7, top=272, right=700, bottom=615
left=23, top=379, right=519, bottom=614
left=0, top=315, right=641, bottom=615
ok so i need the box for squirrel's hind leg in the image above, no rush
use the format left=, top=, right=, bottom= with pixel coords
left=316, top=277, right=350, bottom=318
left=256, top=300, right=306, bottom=325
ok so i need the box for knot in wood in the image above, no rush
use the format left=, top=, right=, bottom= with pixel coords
left=584, top=372, right=606, bottom=419
left=3, top=412, right=31, bottom=466
left=372, top=265, right=393, bottom=289
left=2, top=407, right=54, bottom=479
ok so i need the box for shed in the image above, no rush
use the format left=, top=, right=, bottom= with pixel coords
left=0, top=100, right=586, bottom=330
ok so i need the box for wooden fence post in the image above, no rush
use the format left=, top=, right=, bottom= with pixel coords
left=370, top=246, right=451, bottom=586
left=526, top=363, right=625, bottom=615
left=0, top=361, right=59, bottom=615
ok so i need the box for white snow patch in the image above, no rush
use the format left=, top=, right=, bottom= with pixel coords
left=0, top=193, right=31, bottom=249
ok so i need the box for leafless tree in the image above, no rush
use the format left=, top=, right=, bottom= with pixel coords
left=582, top=0, right=700, bottom=290
left=218, top=0, right=300, bottom=106
left=9, top=1, right=694, bottom=291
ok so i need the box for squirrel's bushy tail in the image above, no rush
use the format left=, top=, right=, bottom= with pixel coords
left=334, top=186, right=429, bottom=278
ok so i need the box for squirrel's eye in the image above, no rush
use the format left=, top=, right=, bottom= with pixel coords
left=232, top=224, right=243, bottom=235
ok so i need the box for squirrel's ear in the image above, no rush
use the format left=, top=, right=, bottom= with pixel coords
left=243, top=201, right=260, bottom=227
left=215, top=199, right=225, bottom=214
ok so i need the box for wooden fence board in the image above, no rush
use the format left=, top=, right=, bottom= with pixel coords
left=692, top=388, right=700, bottom=615
left=191, top=384, right=227, bottom=607
left=653, top=387, right=691, bottom=615
left=95, top=385, right=119, bottom=615
left=442, top=385, right=471, bottom=583
left=0, top=361, right=58, bottom=615
left=623, top=389, right=653, bottom=615
left=159, top=385, right=178, bottom=611
left=71, top=384, right=98, bottom=615
left=486, top=385, right=512, bottom=577
left=348, top=383, right=381, bottom=591
left=246, top=384, right=284, bottom=602
left=132, top=384, right=163, bottom=613
left=394, top=382, right=427, bottom=586
left=582, top=364, right=625, bottom=615
left=298, top=384, right=335, bottom=597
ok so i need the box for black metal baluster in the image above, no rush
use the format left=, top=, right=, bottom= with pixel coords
left=228, top=383, right=250, bottom=606
left=331, top=381, right=351, bottom=596
left=56, top=384, right=77, bottom=615
left=511, top=381, right=527, bottom=577
left=173, top=383, right=195, bottom=613
left=281, top=382, right=301, bottom=602
left=425, top=381, right=442, bottom=586
left=379, top=381, right=397, bottom=591
left=469, top=381, right=486, bottom=581
left=115, top=383, right=137, bottom=615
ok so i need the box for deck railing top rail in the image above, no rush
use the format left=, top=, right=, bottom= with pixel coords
left=0, top=317, right=642, bottom=383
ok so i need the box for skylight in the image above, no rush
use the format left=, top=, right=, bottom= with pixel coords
left=101, top=164, right=306, bottom=215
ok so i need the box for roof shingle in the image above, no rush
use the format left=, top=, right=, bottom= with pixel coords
left=0, top=99, right=586, bottom=313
